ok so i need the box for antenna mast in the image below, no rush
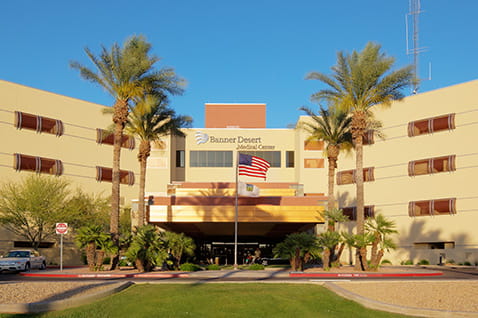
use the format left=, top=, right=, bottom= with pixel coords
left=406, top=0, right=425, bottom=94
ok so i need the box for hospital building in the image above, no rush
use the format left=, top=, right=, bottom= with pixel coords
left=0, top=79, right=477, bottom=266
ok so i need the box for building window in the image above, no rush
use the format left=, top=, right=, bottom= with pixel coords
left=408, top=113, right=455, bottom=137
left=240, top=151, right=281, bottom=168
left=413, top=242, right=455, bottom=250
left=190, top=151, right=233, bottom=167
left=96, top=129, right=135, bottom=150
left=408, top=155, right=456, bottom=176
left=362, top=130, right=375, bottom=145
left=286, top=151, right=295, bottom=168
left=336, top=167, right=375, bottom=185
left=176, top=150, right=185, bottom=168
left=304, top=158, right=324, bottom=168
left=14, top=153, right=63, bottom=176
left=14, top=111, right=64, bottom=136
left=408, top=198, right=456, bottom=217
left=340, top=206, right=375, bottom=221
left=96, top=166, right=135, bottom=185
left=304, top=140, right=324, bottom=151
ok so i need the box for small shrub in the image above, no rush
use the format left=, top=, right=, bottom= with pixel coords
left=417, top=259, right=429, bottom=265
left=103, top=257, right=111, bottom=265
left=464, top=261, right=472, bottom=266
left=180, top=263, right=202, bottom=272
left=248, top=264, right=265, bottom=270
left=447, top=259, right=456, bottom=265
left=381, top=259, right=392, bottom=265
left=221, top=265, right=235, bottom=270
left=206, top=264, right=221, bottom=270
left=400, top=260, right=413, bottom=265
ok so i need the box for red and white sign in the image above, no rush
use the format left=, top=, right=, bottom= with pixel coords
left=56, top=223, right=68, bottom=235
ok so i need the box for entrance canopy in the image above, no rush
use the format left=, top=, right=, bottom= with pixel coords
left=151, top=221, right=316, bottom=242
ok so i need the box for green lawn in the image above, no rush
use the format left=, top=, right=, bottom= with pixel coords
left=3, top=284, right=412, bottom=318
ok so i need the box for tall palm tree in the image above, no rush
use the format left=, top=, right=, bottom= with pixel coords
left=125, top=95, right=191, bottom=227
left=307, top=42, right=413, bottom=270
left=70, top=35, right=184, bottom=269
left=299, top=107, right=352, bottom=212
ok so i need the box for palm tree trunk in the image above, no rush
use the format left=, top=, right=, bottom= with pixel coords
left=374, top=249, right=385, bottom=270
left=135, top=258, right=145, bottom=272
left=332, top=243, right=345, bottom=267
left=86, top=242, right=96, bottom=271
left=359, top=247, right=369, bottom=271
left=327, top=152, right=338, bottom=232
left=295, top=248, right=303, bottom=271
left=352, top=110, right=367, bottom=271
left=95, top=250, right=105, bottom=271
left=137, top=140, right=150, bottom=228
left=323, top=249, right=331, bottom=271
left=110, top=99, right=129, bottom=270
left=290, top=258, right=296, bottom=271
left=327, top=154, right=337, bottom=214
left=370, top=236, right=379, bottom=268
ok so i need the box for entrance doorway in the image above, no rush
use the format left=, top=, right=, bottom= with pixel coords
left=198, top=242, right=274, bottom=266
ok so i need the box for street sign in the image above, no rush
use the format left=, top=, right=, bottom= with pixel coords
left=56, top=223, right=68, bottom=235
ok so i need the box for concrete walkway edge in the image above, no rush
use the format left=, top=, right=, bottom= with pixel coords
left=0, top=281, right=133, bottom=314
left=323, top=282, right=478, bottom=318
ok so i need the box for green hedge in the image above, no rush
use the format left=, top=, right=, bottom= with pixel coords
left=180, top=263, right=202, bottom=271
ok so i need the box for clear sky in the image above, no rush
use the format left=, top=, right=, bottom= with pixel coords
left=1, top=1, right=476, bottom=128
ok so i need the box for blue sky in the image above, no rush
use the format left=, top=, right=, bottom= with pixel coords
left=1, top=1, right=476, bottom=128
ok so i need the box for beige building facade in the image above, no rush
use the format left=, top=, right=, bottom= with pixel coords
left=334, top=80, right=478, bottom=265
left=1, top=79, right=477, bottom=266
left=0, top=80, right=139, bottom=264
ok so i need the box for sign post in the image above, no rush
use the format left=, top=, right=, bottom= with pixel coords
left=56, top=223, right=68, bottom=271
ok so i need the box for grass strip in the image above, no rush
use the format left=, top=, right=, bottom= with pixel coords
left=2, top=283, right=412, bottom=318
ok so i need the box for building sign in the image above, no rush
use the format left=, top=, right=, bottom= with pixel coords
left=195, top=131, right=209, bottom=144
left=194, top=131, right=276, bottom=150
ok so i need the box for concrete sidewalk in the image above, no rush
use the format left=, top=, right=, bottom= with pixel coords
left=19, top=265, right=443, bottom=279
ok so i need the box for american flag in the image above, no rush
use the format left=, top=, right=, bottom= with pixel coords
left=238, top=154, right=270, bottom=179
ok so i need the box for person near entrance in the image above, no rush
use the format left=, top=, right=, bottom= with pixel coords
left=252, top=247, right=261, bottom=264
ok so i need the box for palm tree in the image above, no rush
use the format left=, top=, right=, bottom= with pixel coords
left=317, top=231, right=341, bottom=271
left=307, top=42, right=414, bottom=270
left=70, top=35, right=184, bottom=269
left=366, top=214, right=397, bottom=270
left=323, top=208, right=349, bottom=267
left=125, top=95, right=191, bottom=227
left=300, top=107, right=352, bottom=212
left=75, top=225, right=110, bottom=271
left=126, top=225, right=168, bottom=272
left=162, top=231, right=196, bottom=270
left=341, top=232, right=374, bottom=271
left=273, top=232, right=321, bottom=271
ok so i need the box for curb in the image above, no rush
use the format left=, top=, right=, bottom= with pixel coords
left=0, top=281, right=133, bottom=314
left=20, top=272, right=190, bottom=278
left=289, top=271, right=443, bottom=278
left=323, top=282, right=478, bottom=318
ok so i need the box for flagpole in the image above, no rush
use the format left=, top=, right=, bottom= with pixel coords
left=234, top=152, right=239, bottom=270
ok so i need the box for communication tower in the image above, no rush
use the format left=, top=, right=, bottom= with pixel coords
left=406, top=0, right=430, bottom=94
